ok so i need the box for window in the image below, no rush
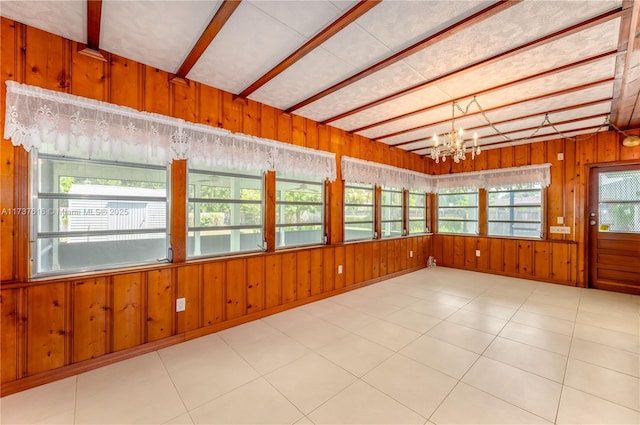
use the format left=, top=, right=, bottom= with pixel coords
left=437, top=189, right=478, bottom=234
left=188, top=167, right=263, bottom=257
left=488, top=183, right=542, bottom=238
left=408, top=191, right=427, bottom=234
left=344, top=183, right=375, bottom=241
left=598, top=170, right=640, bottom=233
left=276, top=176, right=324, bottom=248
left=33, top=154, right=168, bottom=276
left=381, top=186, right=403, bottom=238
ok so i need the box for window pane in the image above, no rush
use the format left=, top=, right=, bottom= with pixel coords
left=276, top=176, right=324, bottom=248
left=345, top=183, right=375, bottom=241
left=35, top=155, right=168, bottom=275
left=437, top=189, right=478, bottom=235
left=408, top=192, right=426, bottom=234
left=344, top=222, right=374, bottom=241
left=188, top=167, right=263, bottom=257
left=488, top=183, right=542, bottom=238
left=598, top=170, right=640, bottom=233
left=409, top=220, right=426, bottom=234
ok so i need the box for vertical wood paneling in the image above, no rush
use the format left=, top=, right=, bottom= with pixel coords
left=202, top=262, right=225, bottom=325
left=243, top=99, right=260, bottom=136
left=488, top=238, right=503, bottom=272
left=146, top=269, right=173, bottom=342
left=362, top=242, right=373, bottom=281
left=476, top=237, right=489, bottom=270
left=72, top=278, right=107, bottom=362
left=109, top=54, right=139, bottom=109
left=172, top=80, right=197, bottom=122
left=27, top=283, right=66, bottom=375
left=547, top=139, right=565, bottom=240
left=464, top=237, right=477, bottom=268
left=71, top=42, right=106, bottom=100
left=225, top=259, right=246, bottom=319
left=551, top=243, right=571, bottom=282
left=25, top=25, right=66, bottom=91
left=517, top=241, right=533, bottom=276
left=345, top=244, right=355, bottom=286
left=281, top=252, right=297, bottom=303
left=222, top=92, right=242, bottom=133
left=264, top=255, right=282, bottom=308
left=310, top=249, right=324, bottom=296
left=533, top=241, right=550, bottom=280
left=296, top=251, right=311, bottom=300
left=1, top=289, right=19, bottom=382
left=177, top=265, right=200, bottom=333
left=112, top=273, right=142, bottom=352
left=143, top=66, right=170, bottom=115
left=260, top=104, right=276, bottom=139
left=379, top=240, right=388, bottom=276
left=246, top=257, right=265, bottom=313
left=453, top=236, right=465, bottom=267
left=292, top=114, right=306, bottom=147
left=199, top=84, right=221, bottom=127
left=371, top=242, right=380, bottom=278
left=323, top=248, right=335, bottom=292
left=277, top=113, right=292, bottom=144
left=503, top=239, right=517, bottom=274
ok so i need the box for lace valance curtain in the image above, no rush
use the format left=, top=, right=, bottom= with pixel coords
left=341, top=156, right=436, bottom=192
left=342, top=156, right=551, bottom=193
left=4, top=81, right=336, bottom=181
left=435, top=163, right=552, bottom=192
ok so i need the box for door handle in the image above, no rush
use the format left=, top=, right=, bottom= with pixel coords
left=590, top=220, right=597, bottom=226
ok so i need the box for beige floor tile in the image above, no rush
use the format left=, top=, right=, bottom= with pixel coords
left=483, top=337, right=568, bottom=382
left=573, top=322, right=640, bottom=354
left=0, top=376, right=76, bottom=425
left=75, top=353, right=187, bottom=424
left=426, top=320, right=495, bottom=354
left=430, top=382, right=550, bottom=424
left=400, top=334, right=479, bottom=379
left=406, top=298, right=459, bottom=319
left=316, top=333, right=394, bottom=377
left=162, top=412, right=194, bottom=424
left=564, top=358, right=640, bottom=411
left=351, top=297, right=403, bottom=318
left=570, top=337, right=640, bottom=377
left=265, top=352, right=356, bottom=414
left=294, top=298, right=343, bottom=317
left=462, top=298, right=518, bottom=320
left=382, top=308, right=441, bottom=333
left=217, top=318, right=281, bottom=348
left=462, top=357, right=562, bottom=422
left=556, top=386, right=640, bottom=424
left=230, top=331, right=309, bottom=374
left=447, top=309, right=508, bottom=334
left=527, top=291, right=580, bottom=310
left=262, top=308, right=316, bottom=332
left=158, top=335, right=259, bottom=410
left=280, top=317, right=349, bottom=349
left=500, top=322, right=571, bottom=355
left=189, top=378, right=302, bottom=424
left=510, top=309, right=575, bottom=336
left=293, top=416, right=314, bottom=424
left=307, top=380, right=425, bottom=424
left=367, top=290, right=422, bottom=308
left=424, top=291, right=472, bottom=308
left=318, top=305, right=377, bottom=332
left=576, top=310, right=640, bottom=336
left=363, top=354, right=457, bottom=418
left=519, top=299, right=576, bottom=322
left=355, top=319, right=421, bottom=351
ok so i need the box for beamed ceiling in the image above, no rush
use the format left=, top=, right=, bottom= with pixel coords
left=2, top=0, right=639, bottom=155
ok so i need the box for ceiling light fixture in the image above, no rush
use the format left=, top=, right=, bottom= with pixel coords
left=431, top=101, right=480, bottom=163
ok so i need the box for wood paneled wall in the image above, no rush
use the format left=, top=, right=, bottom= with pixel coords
left=427, top=132, right=640, bottom=286
left=2, top=18, right=640, bottom=395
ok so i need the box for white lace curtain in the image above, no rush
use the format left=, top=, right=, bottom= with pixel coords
left=3, top=81, right=336, bottom=181
left=341, top=156, right=436, bottom=192
left=342, top=156, right=551, bottom=192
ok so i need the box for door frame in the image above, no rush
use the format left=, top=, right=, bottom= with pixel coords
left=585, top=161, right=640, bottom=293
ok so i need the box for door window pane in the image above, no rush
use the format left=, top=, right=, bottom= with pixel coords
left=598, top=170, right=640, bottom=233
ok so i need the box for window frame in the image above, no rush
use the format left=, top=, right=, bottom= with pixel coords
left=487, top=183, right=544, bottom=239
left=186, top=166, right=265, bottom=259
left=30, top=152, right=170, bottom=277
left=344, top=182, right=376, bottom=242
left=408, top=190, right=428, bottom=235
left=436, top=188, right=479, bottom=235
left=274, top=175, right=325, bottom=249
left=380, top=186, right=404, bottom=239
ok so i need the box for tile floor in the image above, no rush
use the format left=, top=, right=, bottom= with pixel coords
left=2, top=267, right=639, bottom=424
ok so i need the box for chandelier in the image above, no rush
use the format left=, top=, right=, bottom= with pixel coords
left=430, top=102, right=481, bottom=163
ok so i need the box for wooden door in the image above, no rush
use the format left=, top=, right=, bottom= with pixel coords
left=588, top=165, right=640, bottom=294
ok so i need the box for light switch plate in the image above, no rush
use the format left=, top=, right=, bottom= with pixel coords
left=549, top=226, right=571, bottom=234
left=176, top=298, right=186, bottom=312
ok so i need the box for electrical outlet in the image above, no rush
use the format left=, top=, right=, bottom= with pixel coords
left=337, top=264, right=343, bottom=274
left=475, top=249, right=481, bottom=257
left=557, top=152, right=564, bottom=161
left=557, top=217, right=564, bottom=224
left=410, top=250, right=413, bottom=258
left=176, top=298, right=186, bottom=312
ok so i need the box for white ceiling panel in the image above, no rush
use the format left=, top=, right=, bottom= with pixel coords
left=188, top=2, right=306, bottom=94
left=435, top=19, right=621, bottom=99
left=101, top=1, right=220, bottom=73
left=330, top=85, right=451, bottom=132
left=250, top=0, right=345, bottom=38
left=0, top=0, right=84, bottom=42
left=379, top=114, right=483, bottom=146
left=294, top=61, right=425, bottom=122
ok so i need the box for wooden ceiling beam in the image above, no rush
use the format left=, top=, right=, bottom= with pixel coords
left=610, top=0, right=640, bottom=129
left=174, top=0, right=242, bottom=80
left=284, top=0, right=520, bottom=114
left=322, top=7, right=624, bottom=125
left=80, top=0, right=106, bottom=61
left=391, top=98, right=613, bottom=148
left=377, top=78, right=614, bottom=141
left=239, top=0, right=381, bottom=98
left=352, top=50, right=619, bottom=134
